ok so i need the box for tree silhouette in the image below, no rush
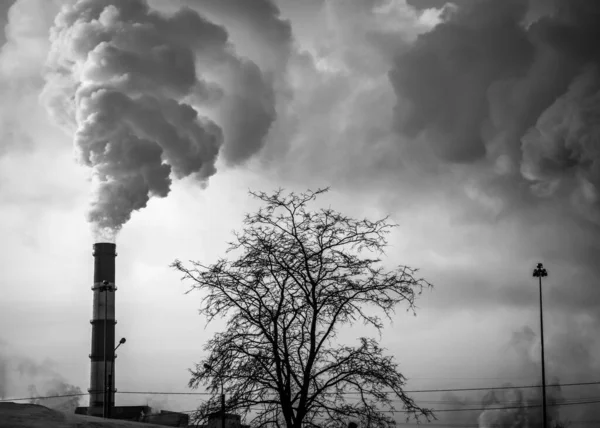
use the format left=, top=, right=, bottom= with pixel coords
left=173, top=189, right=434, bottom=428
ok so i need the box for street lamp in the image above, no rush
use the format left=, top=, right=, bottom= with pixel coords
left=204, top=363, right=225, bottom=428
left=533, top=263, right=548, bottom=428
left=115, top=337, right=126, bottom=351
left=107, top=338, right=126, bottom=419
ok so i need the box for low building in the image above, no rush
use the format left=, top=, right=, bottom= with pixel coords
left=143, top=410, right=190, bottom=427
left=190, top=412, right=249, bottom=428
left=75, top=406, right=189, bottom=427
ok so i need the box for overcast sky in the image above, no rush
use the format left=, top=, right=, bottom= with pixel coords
left=0, top=0, right=599, bottom=426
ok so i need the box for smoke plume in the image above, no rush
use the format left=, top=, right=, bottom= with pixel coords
left=28, top=380, right=83, bottom=414
left=180, top=0, right=292, bottom=72
left=475, top=322, right=600, bottom=427
left=431, top=323, right=599, bottom=428
left=145, top=394, right=174, bottom=413
left=478, top=384, right=564, bottom=428
left=42, top=0, right=275, bottom=239
left=0, top=343, right=82, bottom=412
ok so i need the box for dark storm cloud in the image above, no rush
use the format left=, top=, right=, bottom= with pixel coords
left=390, top=0, right=533, bottom=162
left=184, top=0, right=292, bottom=69
left=390, top=0, right=600, bottom=215
left=521, top=67, right=600, bottom=213
left=519, top=1, right=600, bottom=218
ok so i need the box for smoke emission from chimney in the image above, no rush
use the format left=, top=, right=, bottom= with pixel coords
left=477, top=383, right=564, bottom=428
left=0, top=344, right=82, bottom=411
left=28, top=381, right=83, bottom=414
left=42, top=0, right=275, bottom=241
left=474, top=326, right=569, bottom=428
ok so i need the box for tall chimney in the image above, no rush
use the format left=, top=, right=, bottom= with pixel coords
left=88, top=243, right=117, bottom=417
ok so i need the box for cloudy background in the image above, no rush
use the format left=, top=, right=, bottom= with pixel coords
left=0, top=0, right=599, bottom=426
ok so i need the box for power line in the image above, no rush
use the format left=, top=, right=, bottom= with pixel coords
left=177, top=398, right=600, bottom=416
left=397, top=396, right=600, bottom=405
left=3, top=392, right=598, bottom=427
left=431, top=398, right=600, bottom=413
left=2, top=380, right=599, bottom=406
left=118, top=391, right=212, bottom=396
left=396, top=422, right=600, bottom=427
left=401, top=380, right=600, bottom=394
left=407, top=376, right=542, bottom=380
left=115, top=380, right=600, bottom=397
left=0, top=393, right=87, bottom=402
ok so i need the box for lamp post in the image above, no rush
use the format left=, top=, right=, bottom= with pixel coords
left=204, top=363, right=225, bottom=428
left=107, top=338, right=126, bottom=419
left=533, top=263, right=548, bottom=428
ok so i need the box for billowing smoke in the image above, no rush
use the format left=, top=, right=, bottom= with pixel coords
left=429, top=323, right=599, bottom=428
left=42, top=0, right=275, bottom=239
left=145, top=394, right=174, bottom=413
left=390, top=0, right=600, bottom=220
left=478, top=384, right=564, bottom=428
left=179, top=0, right=293, bottom=72
left=28, top=380, right=83, bottom=414
left=475, top=324, right=600, bottom=428
left=0, top=343, right=82, bottom=412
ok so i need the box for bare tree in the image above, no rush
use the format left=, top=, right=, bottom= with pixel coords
left=173, top=189, right=434, bottom=428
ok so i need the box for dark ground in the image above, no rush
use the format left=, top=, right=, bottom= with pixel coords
left=0, top=402, right=173, bottom=428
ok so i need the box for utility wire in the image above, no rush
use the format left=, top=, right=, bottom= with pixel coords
left=3, top=393, right=597, bottom=427
left=177, top=398, right=600, bottom=415
left=402, top=380, right=600, bottom=394
left=2, top=380, right=599, bottom=405
left=393, top=396, right=600, bottom=405
left=395, top=422, right=600, bottom=427
left=117, top=391, right=212, bottom=396
left=0, top=393, right=88, bottom=402
left=430, top=398, right=600, bottom=413
left=115, top=380, right=600, bottom=396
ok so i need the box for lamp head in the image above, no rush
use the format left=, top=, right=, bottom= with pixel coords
left=533, top=263, right=548, bottom=278
left=119, top=338, right=126, bottom=344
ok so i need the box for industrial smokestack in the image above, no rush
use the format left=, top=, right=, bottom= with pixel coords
left=88, top=243, right=117, bottom=417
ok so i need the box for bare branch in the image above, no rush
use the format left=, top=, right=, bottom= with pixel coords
left=173, top=188, right=433, bottom=428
